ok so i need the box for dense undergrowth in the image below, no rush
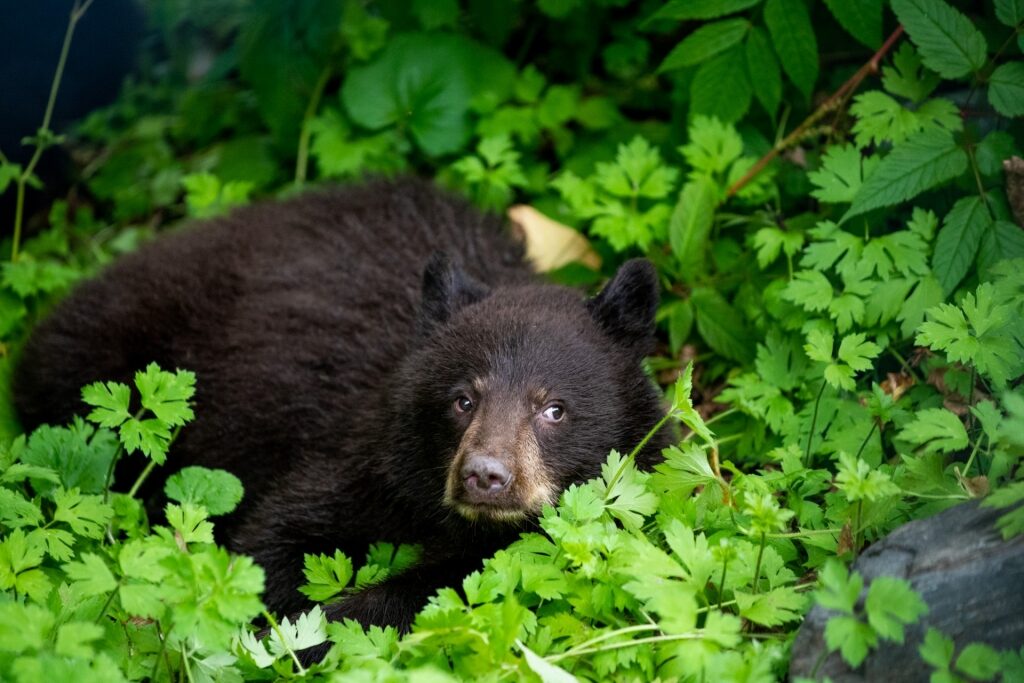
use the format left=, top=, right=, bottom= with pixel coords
left=1, top=0, right=1023, bottom=681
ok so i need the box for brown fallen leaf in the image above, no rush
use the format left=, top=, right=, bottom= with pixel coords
left=880, top=371, right=914, bottom=402
left=1004, top=156, right=1024, bottom=227
left=508, top=204, right=601, bottom=272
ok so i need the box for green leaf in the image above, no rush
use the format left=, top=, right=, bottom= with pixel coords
left=64, top=553, right=117, bottom=597
left=822, top=0, right=882, bottom=48
left=996, top=0, right=1024, bottom=27
left=825, top=615, right=877, bottom=666
left=919, top=627, right=956, bottom=669
left=648, top=0, right=762, bottom=21
left=652, top=442, right=718, bottom=495
left=809, top=145, right=879, bottom=204
left=785, top=270, right=833, bottom=312
left=134, top=363, right=196, bottom=427
left=81, top=381, right=131, bottom=428
left=300, top=550, right=354, bottom=602
left=519, top=640, right=579, bottom=683
left=54, top=621, right=103, bottom=659
left=658, top=19, right=750, bottom=71
left=119, top=418, right=172, bottom=464
left=165, top=502, right=215, bottom=545
left=956, top=642, right=1002, bottom=680
left=673, top=362, right=715, bottom=444
left=764, top=0, right=818, bottom=100
left=164, top=466, right=244, bottom=516
left=691, top=287, right=754, bottom=363
left=865, top=577, right=928, bottom=643
left=601, top=451, right=657, bottom=531
left=837, top=333, right=881, bottom=371
left=745, top=27, right=782, bottom=116
left=836, top=452, right=900, bottom=500
left=844, top=129, right=968, bottom=221
left=899, top=408, right=969, bottom=454
left=932, top=196, right=991, bottom=295
left=681, top=115, right=744, bottom=175
left=978, top=221, right=1024, bottom=278
left=882, top=44, right=940, bottom=103
left=735, top=586, right=807, bottom=626
left=53, top=487, right=114, bottom=539
left=891, top=0, right=987, bottom=79
left=690, top=46, right=752, bottom=123
left=670, top=178, right=718, bottom=276
left=988, top=61, right=1024, bottom=118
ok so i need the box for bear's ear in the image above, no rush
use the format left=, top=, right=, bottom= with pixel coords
left=586, top=259, right=659, bottom=357
left=418, top=252, right=490, bottom=337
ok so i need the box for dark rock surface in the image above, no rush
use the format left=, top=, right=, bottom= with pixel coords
left=789, top=501, right=1024, bottom=682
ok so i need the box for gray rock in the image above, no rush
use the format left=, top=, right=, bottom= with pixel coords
left=789, top=501, right=1024, bottom=682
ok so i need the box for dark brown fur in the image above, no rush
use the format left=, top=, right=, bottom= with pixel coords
left=14, top=178, right=670, bottom=635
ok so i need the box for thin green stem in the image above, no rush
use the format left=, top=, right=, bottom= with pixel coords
left=961, top=434, right=985, bottom=480
left=181, top=642, right=194, bottom=683
left=604, top=411, right=673, bottom=500
left=151, top=621, right=170, bottom=682
left=94, top=581, right=120, bottom=623
left=853, top=422, right=878, bottom=461
left=888, top=346, right=925, bottom=385
left=11, top=0, right=93, bottom=261
left=752, top=532, right=766, bottom=595
left=262, top=609, right=306, bottom=674
left=966, top=144, right=994, bottom=219
left=716, top=556, right=729, bottom=610
left=548, top=630, right=781, bottom=662
left=127, top=460, right=158, bottom=499
left=294, top=63, right=333, bottom=186
left=805, top=381, right=827, bottom=465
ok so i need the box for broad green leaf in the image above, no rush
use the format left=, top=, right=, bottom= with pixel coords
left=736, top=586, right=807, bottom=626
left=844, top=129, right=968, bottom=221
left=932, top=196, right=991, bottom=295
left=670, top=178, right=718, bottom=276
left=690, top=46, right=753, bottom=123
left=865, top=577, right=928, bottom=642
left=988, top=61, right=1024, bottom=118
left=891, top=0, right=987, bottom=79
left=64, top=553, right=117, bottom=597
left=164, top=466, right=244, bottom=516
left=648, top=0, right=762, bottom=21
left=692, top=286, right=754, bottom=363
left=956, top=642, right=1003, bottom=680
left=300, top=550, right=354, bottom=602
left=764, top=0, right=818, bottom=99
left=899, top=408, right=969, bottom=454
left=784, top=270, right=833, bottom=312
left=519, top=640, right=579, bottom=683
left=978, top=221, right=1024, bottom=278
left=658, top=19, right=751, bottom=71
left=745, top=27, right=781, bottom=116
left=919, top=627, right=955, bottom=669
left=995, top=0, right=1024, bottom=27
left=815, top=560, right=861, bottom=614
left=822, top=0, right=882, bottom=48
left=837, top=333, right=881, bottom=371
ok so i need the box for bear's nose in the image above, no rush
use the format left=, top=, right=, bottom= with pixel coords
left=461, top=454, right=511, bottom=496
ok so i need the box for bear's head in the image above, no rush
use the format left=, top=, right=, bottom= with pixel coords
left=390, top=255, right=670, bottom=527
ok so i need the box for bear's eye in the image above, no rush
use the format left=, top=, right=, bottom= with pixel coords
left=540, top=403, right=565, bottom=422
left=454, top=396, right=474, bottom=413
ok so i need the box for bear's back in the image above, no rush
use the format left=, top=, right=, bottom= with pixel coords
left=14, top=178, right=530, bottom=497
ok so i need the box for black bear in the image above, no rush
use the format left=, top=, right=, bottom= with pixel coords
left=14, top=177, right=670, bottom=631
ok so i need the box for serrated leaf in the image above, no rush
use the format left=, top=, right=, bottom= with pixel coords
left=891, top=0, right=987, bottom=79
left=736, top=586, right=807, bottom=626
left=764, top=0, right=818, bottom=99
left=988, top=61, right=1024, bottom=118
left=837, top=333, right=881, bottom=371
left=672, top=362, right=715, bottom=443
left=865, top=576, right=928, bottom=642
left=53, top=487, right=113, bottom=539
left=659, top=19, right=750, bottom=71
left=134, top=363, right=195, bottom=427
left=784, top=270, right=833, bottom=312
left=692, top=286, right=754, bottom=362
left=882, top=43, right=940, bottom=103
left=919, top=627, right=956, bottom=669
left=899, top=408, right=969, bottom=454
left=64, top=553, right=117, bottom=597
left=978, top=221, right=1024, bottom=278
left=826, top=615, right=877, bottom=666
left=648, top=0, right=762, bottom=22
left=995, top=0, right=1024, bottom=27
left=300, top=550, right=354, bottom=602
left=119, top=418, right=172, bottom=464
left=809, top=145, right=879, bottom=203
left=823, top=0, right=882, bottom=48
left=956, top=642, right=1002, bottom=680
left=670, top=178, right=718, bottom=276
left=844, top=129, right=968, bottom=221
left=933, top=196, right=991, bottom=295
left=519, top=640, right=580, bottom=682
left=81, top=381, right=131, bottom=428
left=690, top=46, right=752, bottom=123
left=745, top=27, right=781, bottom=116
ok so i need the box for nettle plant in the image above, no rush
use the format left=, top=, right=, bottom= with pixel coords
left=1, top=0, right=1023, bottom=681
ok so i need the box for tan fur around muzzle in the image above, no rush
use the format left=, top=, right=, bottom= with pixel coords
left=444, top=400, right=556, bottom=522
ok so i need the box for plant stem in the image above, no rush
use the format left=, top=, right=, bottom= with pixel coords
left=853, top=422, right=878, bottom=461
left=94, top=581, right=120, bottom=623
left=151, top=621, right=170, bottom=682
left=888, top=346, right=925, bottom=385
left=262, top=609, right=306, bottom=675
left=853, top=499, right=863, bottom=558
left=604, top=411, right=673, bottom=499
left=751, top=532, right=766, bottom=595
left=127, top=460, right=158, bottom=499
left=716, top=555, right=729, bottom=610
left=547, top=630, right=781, bottom=662
left=726, top=25, right=905, bottom=198
left=11, top=0, right=94, bottom=261
left=961, top=434, right=985, bottom=480
left=805, top=381, right=827, bottom=465
left=294, top=63, right=333, bottom=186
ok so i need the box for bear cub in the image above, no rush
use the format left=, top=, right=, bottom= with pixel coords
left=15, top=177, right=670, bottom=631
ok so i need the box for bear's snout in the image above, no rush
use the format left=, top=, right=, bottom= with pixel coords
left=460, top=454, right=513, bottom=500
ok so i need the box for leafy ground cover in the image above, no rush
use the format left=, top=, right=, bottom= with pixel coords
left=0, top=0, right=1022, bottom=680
